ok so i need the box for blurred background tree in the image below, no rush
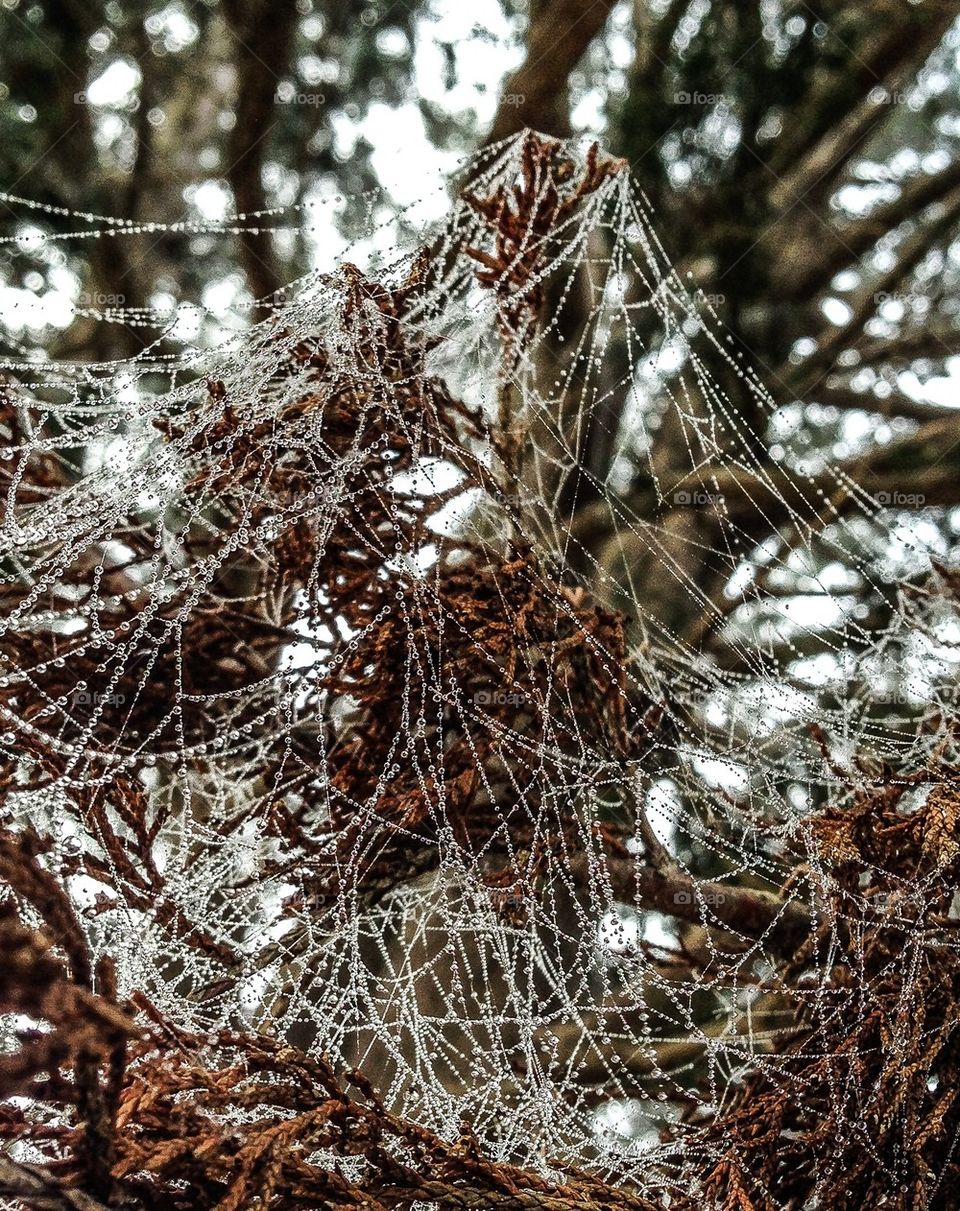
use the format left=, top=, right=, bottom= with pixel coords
left=2, top=0, right=959, bottom=636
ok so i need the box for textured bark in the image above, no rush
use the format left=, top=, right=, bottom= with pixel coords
left=221, top=0, right=298, bottom=301
left=487, top=0, right=619, bottom=143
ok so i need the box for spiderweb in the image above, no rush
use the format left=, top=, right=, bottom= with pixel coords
left=2, top=131, right=959, bottom=1202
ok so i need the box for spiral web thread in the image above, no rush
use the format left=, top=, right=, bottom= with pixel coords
left=1, top=131, right=959, bottom=1201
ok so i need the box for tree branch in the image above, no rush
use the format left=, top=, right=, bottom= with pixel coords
left=792, top=183, right=960, bottom=388
left=0, top=1156, right=114, bottom=1211
left=779, top=157, right=960, bottom=301
left=854, top=325, right=960, bottom=368
left=814, top=382, right=959, bottom=422
left=571, top=852, right=815, bottom=959
left=769, top=5, right=955, bottom=210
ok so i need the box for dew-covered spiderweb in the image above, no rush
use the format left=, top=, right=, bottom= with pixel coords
left=2, top=131, right=959, bottom=1195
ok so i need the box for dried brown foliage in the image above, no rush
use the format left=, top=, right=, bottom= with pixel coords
left=109, top=1016, right=663, bottom=1211
left=305, top=544, right=643, bottom=913
left=674, top=738, right=960, bottom=1210
left=5, top=739, right=960, bottom=1210
left=465, top=134, right=624, bottom=361
left=0, top=830, right=138, bottom=1201
left=2, top=133, right=959, bottom=1210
